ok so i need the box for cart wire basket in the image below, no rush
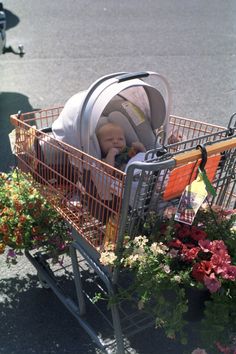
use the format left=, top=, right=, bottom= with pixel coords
left=10, top=71, right=236, bottom=353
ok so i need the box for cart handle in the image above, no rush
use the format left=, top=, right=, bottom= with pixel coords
left=117, top=72, right=149, bottom=83
left=174, top=137, right=236, bottom=167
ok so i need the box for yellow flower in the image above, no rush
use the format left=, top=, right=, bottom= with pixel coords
left=0, top=243, right=6, bottom=254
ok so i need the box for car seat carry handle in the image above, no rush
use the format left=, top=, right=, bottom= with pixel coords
left=117, top=72, right=149, bottom=83
left=79, top=70, right=172, bottom=155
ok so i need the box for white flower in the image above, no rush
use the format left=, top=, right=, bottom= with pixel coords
left=160, top=264, right=171, bottom=274
left=138, top=299, right=144, bottom=310
left=168, top=249, right=179, bottom=258
left=231, top=224, right=236, bottom=232
left=133, top=235, right=148, bottom=247
left=191, top=348, right=208, bottom=354
left=134, top=246, right=146, bottom=256
left=100, top=251, right=117, bottom=266
left=173, top=275, right=181, bottom=283
left=124, top=254, right=139, bottom=267
left=150, top=242, right=167, bottom=256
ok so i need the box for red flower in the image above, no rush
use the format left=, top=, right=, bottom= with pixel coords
left=177, top=225, right=191, bottom=238
left=204, top=273, right=221, bottom=293
left=168, top=238, right=183, bottom=249
left=190, top=226, right=207, bottom=241
left=184, top=242, right=197, bottom=249
left=181, top=246, right=200, bottom=261
left=192, top=261, right=212, bottom=282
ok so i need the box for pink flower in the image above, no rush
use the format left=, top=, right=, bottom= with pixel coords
left=221, top=265, right=236, bottom=281
left=215, top=341, right=231, bottom=354
left=203, top=273, right=221, bottom=293
left=211, top=240, right=228, bottom=254
left=211, top=252, right=231, bottom=274
left=198, top=239, right=212, bottom=252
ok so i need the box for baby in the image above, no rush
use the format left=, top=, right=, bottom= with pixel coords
left=96, top=122, right=146, bottom=171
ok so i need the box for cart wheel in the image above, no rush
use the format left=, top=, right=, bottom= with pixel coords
left=37, top=272, right=50, bottom=290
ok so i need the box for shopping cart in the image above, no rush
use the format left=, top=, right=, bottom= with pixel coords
left=10, top=71, right=236, bottom=353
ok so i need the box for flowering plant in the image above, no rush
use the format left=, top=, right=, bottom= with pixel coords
left=0, top=169, right=72, bottom=265
left=100, top=205, right=236, bottom=352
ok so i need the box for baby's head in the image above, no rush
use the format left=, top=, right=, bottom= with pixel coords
left=96, top=122, right=126, bottom=157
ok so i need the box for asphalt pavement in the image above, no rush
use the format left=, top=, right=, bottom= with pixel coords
left=1, top=1, right=236, bottom=353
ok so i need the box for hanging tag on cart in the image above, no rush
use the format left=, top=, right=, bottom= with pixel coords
left=174, top=173, right=208, bottom=225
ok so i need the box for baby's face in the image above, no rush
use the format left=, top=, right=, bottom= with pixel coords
left=98, top=124, right=126, bottom=155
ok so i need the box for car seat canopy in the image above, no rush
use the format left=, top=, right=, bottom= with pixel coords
left=52, top=72, right=171, bottom=160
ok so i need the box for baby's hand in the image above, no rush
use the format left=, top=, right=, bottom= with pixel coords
left=107, top=147, right=120, bottom=157
left=132, top=141, right=146, bottom=153
left=104, top=148, right=120, bottom=166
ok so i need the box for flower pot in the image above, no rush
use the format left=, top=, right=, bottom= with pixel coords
left=184, top=287, right=210, bottom=322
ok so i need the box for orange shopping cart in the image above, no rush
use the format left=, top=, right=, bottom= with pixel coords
left=10, top=71, right=236, bottom=353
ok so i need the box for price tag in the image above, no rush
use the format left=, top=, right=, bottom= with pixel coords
left=175, top=173, right=208, bottom=225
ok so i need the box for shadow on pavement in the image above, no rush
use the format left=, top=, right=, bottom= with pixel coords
left=0, top=92, right=39, bottom=172
left=0, top=270, right=203, bottom=354
left=0, top=274, right=98, bottom=354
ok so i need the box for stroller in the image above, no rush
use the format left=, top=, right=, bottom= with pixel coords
left=11, top=71, right=236, bottom=353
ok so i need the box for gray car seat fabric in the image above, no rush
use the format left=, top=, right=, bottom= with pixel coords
left=52, top=91, right=87, bottom=151
left=52, top=88, right=167, bottom=159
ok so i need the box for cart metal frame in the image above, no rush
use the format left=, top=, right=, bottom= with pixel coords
left=10, top=108, right=236, bottom=353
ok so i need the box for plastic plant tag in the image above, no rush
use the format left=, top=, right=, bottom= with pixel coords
left=198, top=167, right=217, bottom=197
left=103, top=215, right=118, bottom=249
left=174, top=173, right=208, bottom=225
left=8, top=129, right=16, bottom=154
